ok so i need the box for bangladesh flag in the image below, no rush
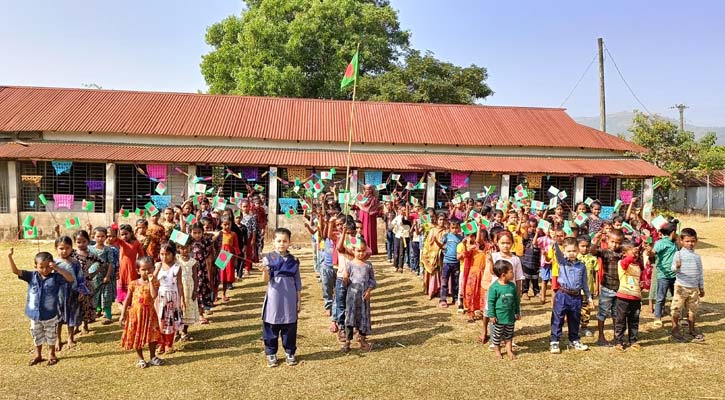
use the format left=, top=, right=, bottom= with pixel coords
left=66, top=216, right=80, bottom=229
left=82, top=199, right=95, bottom=211
left=376, top=183, right=386, bottom=190
left=24, top=226, right=38, bottom=239
left=215, top=250, right=233, bottom=269
left=144, top=202, right=159, bottom=216
left=195, top=183, right=206, bottom=194
left=186, top=214, right=197, bottom=225
left=480, top=218, right=491, bottom=229
left=285, top=208, right=297, bottom=218
left=420, top=215, right=431, bottom=224
left=120, top=207, right=130, bottom=218
left=340, top=50, right=359, bottom=89
left=253, top=184, right=264, bottom=192
left=22, top=215, right=36, bottom=228
left=538, top=219, right=551, bottom=232
left=461, top=220, right=478, bottom=235
left=574, top=212, right=589, bottom=226
left=613, top=199, right=623, bottom=213
left=135, top=208, right=146, bottom=217
left=169, top=229, right=189, bottom=246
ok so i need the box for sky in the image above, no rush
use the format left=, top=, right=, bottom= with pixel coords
left=1, top=0, right=724, bottom=126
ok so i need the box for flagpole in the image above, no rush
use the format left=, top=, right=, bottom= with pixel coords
left=343, top=42, right=360, bottom=215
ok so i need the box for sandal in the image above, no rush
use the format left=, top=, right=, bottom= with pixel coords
left=28, top=357, right=45, bottom=366
left=653, top=320, right=663, bottom=328
left=47, top=358, right=59, bottom=366
left=199, top=318, right=209, bottom=325
left=136, top=360, right=147, bottom=368
left=595, top=340, right=613, bottom=347
left=157, top=348, right=166, bottom=355
left=102, top=318, right=113, bottom=325
left=691, top=333, right=705, bottom=342
left=342, top=342, right=351, bottom=354
left=149, top=357, right=163, bottom=366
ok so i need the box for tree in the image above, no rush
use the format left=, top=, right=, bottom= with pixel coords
left=629, top=112, right=716, bottom=206
left=200, top=0, right=492, bottom=104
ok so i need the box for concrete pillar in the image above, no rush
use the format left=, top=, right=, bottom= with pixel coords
left=574, top=177, right=585, bottom=204
left=426, top=172, right=436, bottom=208
left=187, top=165, right=197, bottom=199
left=268, top=167, right=278, bottom=232
left=500, top=174, right=511, bottom=199
left=350, top=169, right=359, bottom=198
left=8, top=161, right=18, bottom=216
left=105, top=163, right=115, bottom=224
left=642, top=178, right=654, bottom=221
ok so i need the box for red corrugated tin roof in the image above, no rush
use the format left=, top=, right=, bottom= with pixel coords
left=0, top=86, right=645, bottom=152
left=684, top=170, right=725, bottom=187
left=0, top=143, right=667, bottom=177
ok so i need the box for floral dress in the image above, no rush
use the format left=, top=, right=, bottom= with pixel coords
left=155, top=263, right=183, bottom=335
left=70, top=251, right=99, bottom=324
left=121, top=279, right=162, bottom=350
left=145, top=224, right=165, bottom=261
left=191, top=237, right=213, bottom=308
left=178, top=257, right=200, bottom=325
left=89, top=246, right=116, bottom=311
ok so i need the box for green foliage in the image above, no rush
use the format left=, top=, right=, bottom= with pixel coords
left=200, top=0, right=491, bottom=104
left=698, top=144, right=725, bottom=172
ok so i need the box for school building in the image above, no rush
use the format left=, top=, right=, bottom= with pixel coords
left=0, top=85, right=666, bottom=239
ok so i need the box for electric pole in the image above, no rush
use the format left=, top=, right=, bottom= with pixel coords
left=598, top=38, right=606, bottom=132
left=670, top=104, right=688, bottom=132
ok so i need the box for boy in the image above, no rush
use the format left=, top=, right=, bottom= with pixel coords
left=434, top=218, right=464, bottom=308
left=577, top=235, right=599, bottom=337
left=671, top=228, right=705, bottom=342
left=590, top=229, right=624, bottom=346
left=261, top=228, right=302, bottom=367
left=7, top=248, right=74, bottom=366
left=487, top=260, right=521, bottom=360
left=614, top=241, right=644, bottom=351
left=550, top=237, right=592, bottom=354
left=652, top=222, right=678, bottom=328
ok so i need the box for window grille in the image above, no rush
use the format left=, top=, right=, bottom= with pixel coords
left=19, top=161, right=105, bottom=212
left=0, top=162, right=9, bottom=213
left=115, top=164, right=187, bottom=212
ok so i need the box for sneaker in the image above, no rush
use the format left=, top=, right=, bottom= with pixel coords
left=266, top=355, right=278, bottom=368
left=572, top=341, right=589, bottom=351
left=614, top=344, right=625, bottom=352
left=583, top=329, right=593, bottom=337
left=550, top=342, right=561, bottom=354
left=285, top=353, right=297, bottom=366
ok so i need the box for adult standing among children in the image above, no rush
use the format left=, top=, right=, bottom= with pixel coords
left=353, top=184, right=382, bottom=255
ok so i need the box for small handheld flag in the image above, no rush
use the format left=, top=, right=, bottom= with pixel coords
left=376, top=183, right=386, bottom=191
left=155, top=182, right=166, bottom=195
left=548, top=186, right=560, bottom=196
left=170, top=229, right=189, bottom=246
left=66, top=216, right=81, bottom=229
left=135, top=208, right=146, bottom=217
left=574, top=213, right=589, bottom=226
left=557, top=191, right=567, bottom=200
left=195, top=183, right=207, bottom=194
left=186, top=214, right=197, bottom=225
left=584, top=197, right=594, bottom=206
left=82, top=199, right=95, bottom=212
left=650, top=215, right=668, bottom=230
left=38, top=194, right=48, bottom=206
left=120, top=207, right=130, bottom=218
left=144, top=202, right=159, bottom=216
left=24, top=226, right=38, bottom=239
left=537, top=219, right=551, bottom=232
left=215, top=250, right=233, bottom=269
left=285, top=208, right=297, bottom=218
left=22, top=215, right=35, bottom=228
left=461, top=220, right=479, bottom=235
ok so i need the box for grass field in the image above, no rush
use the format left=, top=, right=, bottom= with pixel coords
left=0, top=215, right=723, bottom=400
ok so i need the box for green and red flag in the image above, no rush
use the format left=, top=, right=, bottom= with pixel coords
left=340, top=50, right=359, bottom=89
left=169, top=229, right=189, bottom=246
left=461, top=220, right=478, bottom=235
left=215, top=250, right=233, bottom=269
left=420, top=214, right=431, bottom=224
left=186, top=214, right=197, bottom=225
left=82, top=199, right=94, bottom=211
left=22, top=215, right=36, bottom=228
left=144, top=202, right=159, bottom=216
left=135, top=208, right=146, bottom=217
left=285, top=208, right=297, bottom=218
left=24, top=226, right=38, bottom=239
left=574, top=212, right=589, bottom=226
left=66, top=216, right=80, bottom=229
left=120, top=207, right=130, bottom=218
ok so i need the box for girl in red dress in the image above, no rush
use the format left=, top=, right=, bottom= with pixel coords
left=217, top=216, right=240, bottom=302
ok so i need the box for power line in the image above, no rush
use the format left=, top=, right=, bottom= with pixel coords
left=603, top=45, right=652, bottom=115
left=559, top=54, right=597, bottom=107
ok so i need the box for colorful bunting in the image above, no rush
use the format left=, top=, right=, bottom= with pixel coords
left=146, top=164, right=167, bottom=180
left=85, top=180, right=105, bottom=192
left=51, top=161, right=73, bottom=175
left=54, top=194, right=75, bottom=210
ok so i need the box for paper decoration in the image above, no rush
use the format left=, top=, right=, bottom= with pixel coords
left=613, top=199, right=623, bottom=213
left=81, top=200, right=95, bottom=211
left=242, top=167, right=258, bottom=181
left=376, top=183, right=387, bottom=191
left=599, top=206, right=615, bottom=220
left=21, top=175, right=43, bottom=187
left=278, top=198, right=299, bottom=213
left=548, top=186, right=560, bottom=196
left=286, top=167, right=308, bottom=183
left=170, top=229, right=189, bottom=246
left=215, top=250, right=233, bottom=269
left=144, top=202, right=159, bottom=216
left=451, top=172, right=468, bottom=188
left=537, top=219, right=551, bottom=232
left=390, top=174, right=401, bottom=182
left=557, top=191, right=568, bottom=200
left=401, top=172, right=418, bottom=184
left=38, top=194, right=47, bottom=205
left=53, top=194, right=74, bottom=210
left=574, top=213, right=589, bottom=226
left=618, top=190, right=633, bottom=204
left=82, top=180, right=104, bottom=192
left=155, top=182, right=166, bottom=195
left=360, top=170, right=382, bottom=187
left=549, top=197, right=558, bottom=209
left=51, top=161, right=73, bottom=175
left=531, top=200, right=545, bottom=211
left=24, top=226, right=38, bottom=239
left=650, top=215, right=668, bottom=230
left=151, top=195, right=172, bottom=210
left=526, top=175, right=542, bottom=189
left=320, top=171, right=333, bottom=180
left=65, top=216, right=81, bottom=229
left=23, top=215, right=35, bottom=228
left=584, top=197, right=594, bottom=206
left=145, top=164, right=166, bottom=179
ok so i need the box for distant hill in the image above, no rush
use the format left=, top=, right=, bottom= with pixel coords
left=575, top=111, right=725, bottom=145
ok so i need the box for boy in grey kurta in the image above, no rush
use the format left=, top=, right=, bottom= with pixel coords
left=262, top=228, right=302, bottom=367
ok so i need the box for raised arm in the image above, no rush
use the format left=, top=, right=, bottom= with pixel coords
left=6, top=248, right=20, bottom=276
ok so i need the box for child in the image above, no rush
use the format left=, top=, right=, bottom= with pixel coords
left=670, top=228, right=705, bottom=342
left=590, top=229, right=623, bottom=346
left=154, top=242, right=184, bottom=354
left=342, top=236, right=376, bottom=353
left=521, top=218, right=541, bottom=299
left=577, top=235, right=599, bottom=337
left=89, top=227, right=116, bottom=324
left=537, top=228, right=557, bottom=304
left=71, top=230, right=100, bottom=333
left=482, top=230, right=524, bottom=345
left=334, top=217, right=372, bottom=342
left=486, top=259, right=521, bottom=360
left=115, top=224, right=145, bottom=304
left=120, top=257, right=163, bottom=368
left=261, top=228, right=302, bottom=367
left=217, top=216, right=241, bottom=302
left=588, top=201, right=604, bottom=235
left=457, top=232, right=477, bottom=314
left=614, top=240, right=643, bottom=351
left=189, top=222, right=213, bottom=323
left=54, top=236, right=86, bottom=351
left=8, top=248, right=74, bottom=366
left=652, top=221, right=678, bottom=328
left=550, top=237, right=592, bottom=354
left=145, top=212, right=165, bottom=261
left=434, top=218, right=464, bottom=308
left=177, top=242, right=199, bottom=340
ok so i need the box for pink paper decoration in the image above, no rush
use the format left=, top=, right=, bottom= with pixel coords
left=451, top=172, right=468, bottom=188
left=619, top=190, right=633, bottom=204
left=146, top=164, right=167, bottom=180
left=53, top=194, right=74, bottom=210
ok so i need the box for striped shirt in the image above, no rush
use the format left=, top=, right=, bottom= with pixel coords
left=672, top=248, right=704, bottom=289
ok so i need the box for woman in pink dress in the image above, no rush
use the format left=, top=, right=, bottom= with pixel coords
left=354, top=185, right=381, bottom=255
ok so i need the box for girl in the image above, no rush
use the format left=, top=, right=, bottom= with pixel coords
left=145, top=212, right=165, bottom=261
left=154, top=242, right=184, bottom=354
left=120, top=257, right=163, bottom=368
left=422, top=213, right=447, bottom=299
left=135, top=219, right=149, bottom=251
left=464, top=228, right=490, bottom=323
left=177, top=242, right=200, bottom=340
left=54, top=236, right=86, bottom=351
left=71, top=230, right=100, bottom=333
left=90, top=227, right=115, bottom=324
left=115, top=224, right=145, bottom=304
left=222, top=208, right=248, bottom=280
left=190, top=223, right=213, bottom=323
left=537, top=228, right=556, bottom=304
left=161, top=208, right=178, bottom=238
left=342, top=236, right=376, bottom=353
left=239, top=200, right=258, bottom=276
left=588, top=201, right=604, bottom=235
left=217, top=215, right=241, bottom=302
left=457, top=232, right=477, bottom=314
left=482, top=230, right=523, bottom=346
left=521, top=219, right=542, bottom=300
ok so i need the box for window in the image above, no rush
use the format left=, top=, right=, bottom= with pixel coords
left=433, top=172, right=452, bottom=210
left=510, top=175, right=574, bottom=217
left=115, top=164, right=188, bottom=212
left=195, top=166, right=269, bottom=201
left=583, top=176, right=617, bottom=206
left=0, top=162, right=9, bottom=213
left=19, top=161, right=105, bottom=212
